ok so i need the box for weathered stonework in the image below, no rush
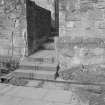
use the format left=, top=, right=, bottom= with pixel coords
left=59, top=0, right=105, bottom=37
left=58, top=0, right=105, bottom=82
left=0, top=0, right=26, bottom=62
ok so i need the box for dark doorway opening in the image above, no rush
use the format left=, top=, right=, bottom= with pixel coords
left=26, top=0, right=59, bottom=56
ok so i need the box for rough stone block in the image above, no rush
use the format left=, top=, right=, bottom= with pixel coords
left=13, top=47, right=25, bottom=56
left=59, top=28, right=66, bottom=37
left=80, top=2, right=94, bottom=13
left=6, top=86, right=47, bottom=100
left=14, top=69, right=57, bottom=80
left=0, top=39, right=11, bottom=46
left=0, top=0, right=26, bottom=63
left=95, top=1, right=105, bottom=8
left=95, top=21, right=105, bottom=29
left=56, top=36, right=105, bottom=81
left=0, top=48, right=9, bottom=56
left=20, top=59, right=58, bottom=71
left=65, top=12, right=81, bottom=21
left=88, top=8, right=104, bottom=21
left=19, top=99, right=53, bottom=105
left=13, top=37, right=25, bottom=47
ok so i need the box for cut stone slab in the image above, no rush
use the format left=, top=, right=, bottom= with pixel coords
left=14, top=69, right=57, bottom=80
left=0, top=95, right=22, bottom=105
left=44, top=90, right=72, bottom=104
left=7, top=86, right=48, bottom=100
left=24, top=50, right=57, bottom=64
left=0, top=84, right=16, bottom=95
left=20, top=99, right=73, bottom=105
left=5, top=86, right=23, bottom=96
left=29, top=50, right=57, bottom=58
left=43, top=82, right=66, bottom=90
left=26, top=80, right=43, bottom=87
left=29, top=50, right=57, bottom=64
left=19, top=61, right=58, bottom=71
left=54, top=103, right=73, bottom=105
left=24, top=57, right=56, bottom=64
left=19, top=98, right=53, bottom=105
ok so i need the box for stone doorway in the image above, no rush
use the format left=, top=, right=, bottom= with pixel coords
left=26, top=0, right=59, bottom=56
left=0, top=0, right=59, bottom=63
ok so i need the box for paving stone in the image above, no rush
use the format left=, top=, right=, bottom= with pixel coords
left=0, top=96, right=73, bottom=105
left=54, top=103, right=73, bottom=105
left=19, top=98, right=73, bottom=105
left=44, top=90, right=72, bottom=104
left=19, top=98, right=53, bottom=105
left=43, top=82, right=62, bottom=90
left=0, top=95, right=22, bottom=105
left=7, top=86, right=48, bottom=100
left=6, top=86, right=24, bottom=96
left=0, top=84, right=9, bottom=92
left=43, top=82, right=68, bottom=90
left=0, top=84, right=16, bottom=95
left=26, top=80, right=43, bottom=87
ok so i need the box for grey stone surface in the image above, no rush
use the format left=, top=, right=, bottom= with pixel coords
left=0, top=83, right=105, bottom=105
left=19, top=98, right=53, bottom=105
left=20, top=61, right=58, bottom=71
left=44, top=89, right=72, bottom=103
left=26, top=80, right=43, bottom=87
left=0, top=0, right=26, bottom=60
left=6, top=86, right=48, bottom=100
left=19, top=50, right=58, bottom=71
left=14, top=69, right=56, bottom=80
left=0, top=95, right=22, bottom=105
left=0, top=84, right=16, bottom=95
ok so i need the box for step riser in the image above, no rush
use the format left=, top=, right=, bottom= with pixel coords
left=19, top=66, right=35, bottom=70
left=24, top=57, right=56, bottom=64
left=15, top=50, right=58, bottom=80
left=14, top=71, right=56, bottom=80
left=19, top=65, right=58, bottom=71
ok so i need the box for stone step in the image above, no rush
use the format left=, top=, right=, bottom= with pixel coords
left=23, top=57, right=56, bottom=64
left=29, top=50, right=57, bottom=58
left=13, top=69, right=57, bottom=80
left=19, top=61, right=58, bottom=71
left=25, top=50, right=57, bottom=64
left=42, top=42, right=55, bottom=50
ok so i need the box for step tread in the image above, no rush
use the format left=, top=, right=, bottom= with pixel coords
left=14, top=69, right=56, bottom=74
left=29, top=50, right=57, bottom=58
left=14, top=69, right=56, bottom=80
left=20, top=61, right=58, bottom=67
left=24, top=57, right=57, bottom=62
left=19, top=64, right=58, bottom=71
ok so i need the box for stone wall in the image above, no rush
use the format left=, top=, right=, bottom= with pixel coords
left=0, top=0, right=26, bottom=62
left=59, top=0, right=105, bottom=38
left=58, top=0, right=105, bottom=81
left=0, top=0, right=55, bottom=63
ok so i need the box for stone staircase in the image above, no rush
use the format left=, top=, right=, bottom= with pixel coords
left=13, top=50, right=58, bottom=80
